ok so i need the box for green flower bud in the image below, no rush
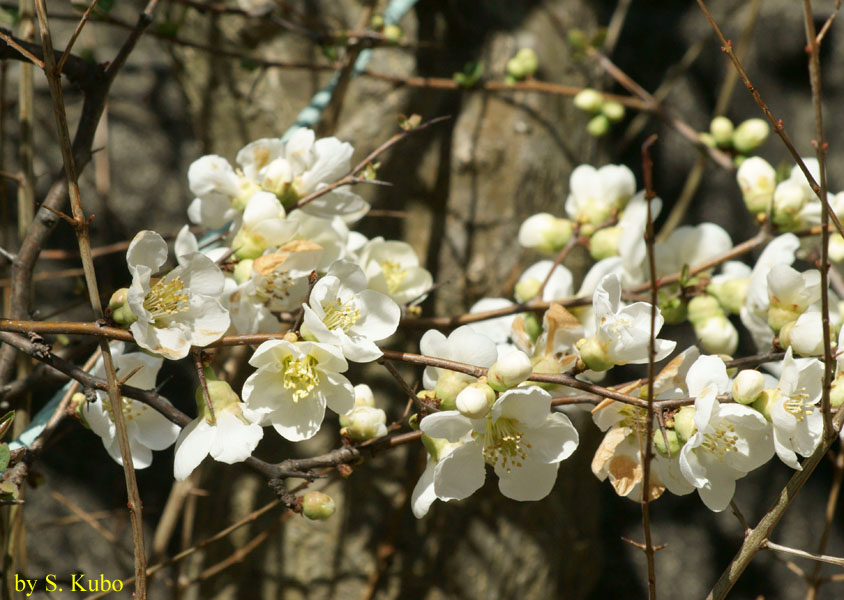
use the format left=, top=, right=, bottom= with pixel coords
left=752, top=388, right=778, bottom=421
left=456, top=382, right=496, bottom=419
left=699, top=132, right=717, bottom=148
left=109, top=288, right=138, bottom=327
left=514, top=277, right=542, bottom=303
left=383, top=24, right=402, bottom=43
left=233, top=228, right=268, bottom=259
left=601, top=100, right=625, bottom=123
left=694, top=315, right=738, bottom=356
left=195, top=368, right=241, bottom=423
left=524, top=313, right=543, bottom=343
left=302, top=491, right=336, bottom=520
left=233, top=259, right=254, bottom=284
left=674, top=406, right=696, bottom=442
left=586, top=114, right=611, bottom=137
left=589, top=226, right=622, bottom=260
left=507, top=48, right=539, bottom=80
left=831, top=374, right=844, bottom=409
left=420, top=432, right=447, bottom=459
left=732, top=370, right=764, bottom=405
left=518, top=213, right=572, bottom=252
left=340, top=406, right=387, bottom=441
left=709, top=116, right=735, bottom=147
left=653, top=428, right=682, bottom=458
left=778, top=320, right=796, bottom=351
left=434, top=371, right=471, bottom=410
left=573, top=88, right=604, bottom=113
left=772, top=179, right=807, bottom=231
left=576, top=337, right=613, bottom=372
left=769, top=303, right=802, bottom=334
left=659, top=295, right=688, bottom=325
left=687, top=294, right=724, bottom=327
left=732, top=118, right=770, bottom=154
left=707, top=278, right=749, bottom=315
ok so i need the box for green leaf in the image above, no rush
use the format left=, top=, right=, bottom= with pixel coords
left=0, top=8, right=19, bottom=27
left=0, top=444, right=9, bottom=472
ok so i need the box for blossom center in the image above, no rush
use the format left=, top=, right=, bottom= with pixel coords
left=103, top=395, right=148, bottom=423
left=255, top=270, right=294, bottom=305
left=282, top=355, right=320, bottom=402
left=144, top=277, right=190, bottom=323
left=478, top=417, right=531, bottom=473
left=783, top=387, right=814, bottom=422
left=321, top=298, right=360, bottom=332
left=380, top=261, right=407, bottom=294
left=701, top=422, right=739, bottom=461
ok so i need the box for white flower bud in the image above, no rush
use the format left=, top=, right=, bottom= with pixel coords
left=353, top=384, right=376, bottom=408
left=752, top=388, right=778, bottom=421
left=488, top=350, right=533, bottom=391
left=732, top=118, right=770, bottom=153
left=233, top=258, right=254, bottom=284
left=830, top=234, right=844, bottom=263
left=737, top=156, right=776, bottom=214
left=573, top=88, right=604, bottom=113
left=694, top=315, right=738, bottom=355
left=302, top=491, right=336, bottom=520
left=601, top=100, right=625, bottom=123
left=710, top=116, right=734, bottom=147
left=514, top=277, right=542, bottom=303
left=383, top=24, right=403, bottom=43
left=456, top=383, right=496, bottom=419
left=732, top=370, right=764, bottom=405
left=707, top=278, right=749, bottom=315
left=589, top=226, right=622, bottom=260
left=673, top=406, right=696, bottom=442
left=772, top=179, right=808, bottom=230
left=340, top=406, right=387, bottom=441
left=518, top=213, right=572, bottom=252
left=788, top=311, right=826, bottom=356
left=687, top=294, right=724, bottom=327
left=434, top=370, right=471, bottom=410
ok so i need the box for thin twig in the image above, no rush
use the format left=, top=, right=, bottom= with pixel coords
left=55, top=0, right=102, bottom=75
left=764, top=540, right=844, bottom=569
left=805, top=445, right=844, bottom=599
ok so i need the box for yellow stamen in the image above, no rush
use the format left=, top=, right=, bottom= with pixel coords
left=282, top=354, right=320, bottom=402
left=144, top=276, right=189, bottom=324
left=322, top=298, right=360, bottom=332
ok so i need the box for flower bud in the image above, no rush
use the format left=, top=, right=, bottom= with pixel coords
left=353, top=384, right=376, bottom=408
left=589, top=226, right=622, bottom=260
left=382, top=24, right=403, bottom=43
left=514, top=277, right=542, bottom=303
left=587, top=114, right=611, bottom=137
left=831, top=373, right=844, bottom=409
left=420, top=432, right=450, bottom=459
left=710, top=116, right=735, bottom=147
left=694, top=315, right=738, bottom=355
left=732, top=370, right=764, bottom=405
left=752, top=388, right=778, bottom=421
left=687, top=294, right=724, bottom=327
left=699, top=132, right=716, bottom=148
left=736, top=156, right=777, bottom=214
left=195, top=368, right=241, bottom=423
left=456, top=383, right=496, bottom=419
left=109, top=288, right=138, bottom=327
left=830, top=234, right=844, bottom=263
left=659, top=295, right=688, bottom=325
left=518, top=213, right=572, bottom=253
left=434, top=371, right=471, bottom=410
left=488, top=350, right=533, bottom=391
left=233, top=228, right=268, bottom=259
left=576, top=337, right=613, bottom=372
left=732, top=118, right=770, bottom=154
left=777, top=320, right=796, bottom=351
left=768, top=302, right=803, bottom=335
left=340, top=406, right=387, bottom=441
left=653, top=428, right=682, bottom=458
left=302, top=491, right=336, bottom=520
left=573, top=88, right=604, bottom=113
left=524, top=313, right=543, bottom=342
left=233, top=258, right=254, bottom=284
left=789, top=312, right=827, bottom=356
left=707, top=278, right=749, bottom=315
left=673, top=406, right=696, bottom=442
left=507, top=48, right=539, bottom=80
left=772, top=179, right=807, bottom=230
left=601, top=100, right=625, bottom=123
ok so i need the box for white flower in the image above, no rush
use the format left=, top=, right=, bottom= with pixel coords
left=655, top=223, right=733, bottom=278
left=287, top=212, right=352, bottom=271
left=465, top=297, right=517, bottom=347
left=694, top=315, right=739, bottom=355
left=302, top=260, right=400, bottom=362
left=588, top=273, right=676, bottom=367
left=228, top=241, right=323, bottom=334
left=615, top=192, right=661, bottom=286
left=186, top=155, right=258, bottom=228
left=231, top=192, right=298, bottom=259
left=786, top=311, right=825, bottom=357
left=740, top=233, right=800, bottom=351
left=173, top=378, right=263, bottom=481
left=679, top=355, right=774, bottom=511
left=565, top=164, right=636, bottom=225
left=358, top=237, right=433, bottom=305
left=84, top=343, right=180, bottom=469
left=419, top=386, right=579, bottom=502
left=771, top=348, right=823, bottom=469
left=241, top=340, right=354, bottom=441
left=237, top=128, right=369, bottom=218
left=126, top=231, right=230, bottom=360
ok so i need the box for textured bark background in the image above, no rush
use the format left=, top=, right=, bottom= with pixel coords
left=5, top=0, right=844, bottom=598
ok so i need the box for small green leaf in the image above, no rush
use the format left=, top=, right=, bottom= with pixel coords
left=0, top=8, right=19, bottom=27
left=0, top=444, right=9, bottom=472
